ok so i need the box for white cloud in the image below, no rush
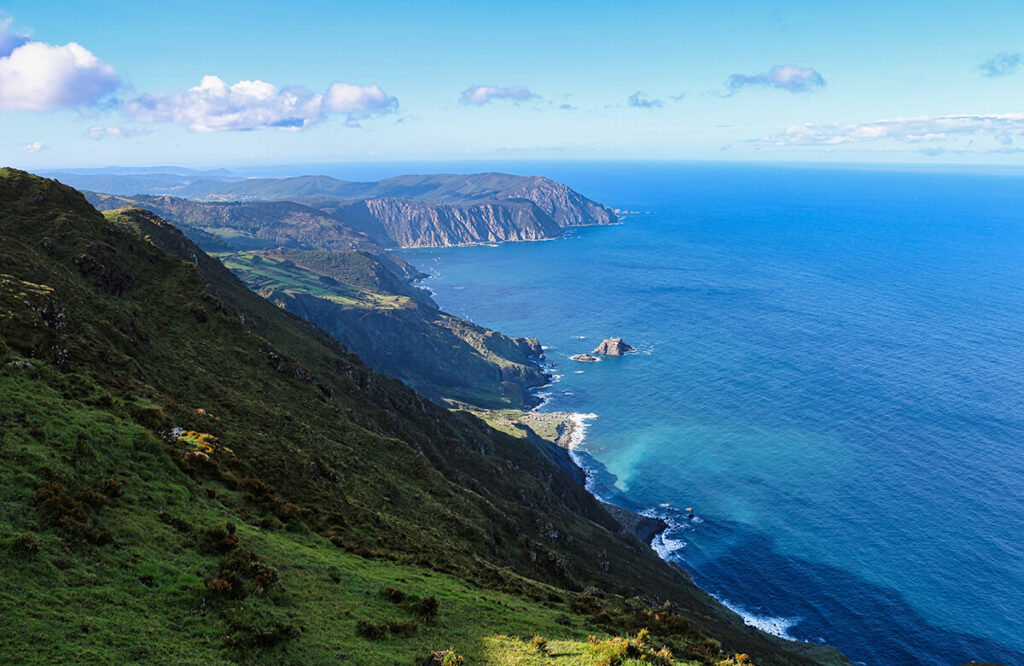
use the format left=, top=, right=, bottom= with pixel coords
left=627, top=91, right=663, bottom=109
left=726, top=65, right=826, bottom=95
left=22, top=141, right=46, bottom=153
left=0, top=18, right=119, bottom=110
left=460, top=85, right=537, bottom=105
left=762, top=114, right=1024, bottom=146
left=86, top=125, right=152, bottom=140
left=127, top=75, right=397, bottom=132
left=979, top=52, right=1022, bottom=77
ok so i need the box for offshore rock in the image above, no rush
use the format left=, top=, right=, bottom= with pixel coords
left=592, top=337, right=635, bottom=356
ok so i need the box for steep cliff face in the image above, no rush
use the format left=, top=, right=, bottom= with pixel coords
left=326, top=197, right=564, bottom=247
left=493, top=175, right=619, bottom=227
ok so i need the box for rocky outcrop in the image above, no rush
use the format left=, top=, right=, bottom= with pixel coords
left=571, top=353, right=599, bottom=362
left=592, top=337, right=635, bottom=356
left=601, top=503, right=670, bottom=544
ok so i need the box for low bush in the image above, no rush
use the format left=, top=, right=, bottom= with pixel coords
left=11, top=532, right=40, bottom=555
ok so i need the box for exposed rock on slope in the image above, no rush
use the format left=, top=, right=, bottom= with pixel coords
left=322, top=197, right=564, bottom=247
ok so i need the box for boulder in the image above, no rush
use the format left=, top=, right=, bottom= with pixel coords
left=592, top=337, right=635, bottom=356
left=570, top=353, right=599, bottom=362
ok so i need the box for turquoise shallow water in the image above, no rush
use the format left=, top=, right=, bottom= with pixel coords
left=392, top=163, right=1024, bottom=666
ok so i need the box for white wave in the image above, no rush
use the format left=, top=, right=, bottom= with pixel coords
left=562, top=412, right=598, bottom=450
left=575, top=370, right=585, bottom=374
left=714, top=597, right=802, bottom=641
left=649, top=531, right=688, bottom=559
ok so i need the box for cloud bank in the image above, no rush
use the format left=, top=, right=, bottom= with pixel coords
left=979, top=52, right=1022, bottom=77
left=460, top=85, right=537, bottom=105
left=0, top=18, right=120, bottom=110
left=127, top=76, right=397, bottom=132
left=726, top=65, right=826, bottom=95
left=762, top=114, right=1024, bottom=146
left=627, top=91, right=663, bottom=109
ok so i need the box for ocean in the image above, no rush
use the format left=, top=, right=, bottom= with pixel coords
left=383, top=161, right=1024, bottom=665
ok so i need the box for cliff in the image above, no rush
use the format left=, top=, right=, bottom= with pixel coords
left=323, top=197, right=564, bottom=247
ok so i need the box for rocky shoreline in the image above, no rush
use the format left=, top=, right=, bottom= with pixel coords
left=505, top=409, right=671, bottom=546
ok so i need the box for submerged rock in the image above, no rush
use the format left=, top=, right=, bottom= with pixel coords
left=570, top=353, right=599, bottom=362
left=592, top=337, right=635, bottom=356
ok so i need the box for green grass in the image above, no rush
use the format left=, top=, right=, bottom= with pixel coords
left=0, top=363, right=711, bottom=665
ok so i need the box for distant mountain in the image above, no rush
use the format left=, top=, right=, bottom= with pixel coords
left=84, top=189, right=578, bottom=250
left=43, top=169, right=240, bottom=197
left=43, top=166, right=237, bottom=177
left=178, top=172, right=619, bottom=228
left=53, top=170, right=618, bottom=237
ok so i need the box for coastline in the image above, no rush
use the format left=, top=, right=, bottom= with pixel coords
left=526, top=353, right=808, bottom=644
left=410, top=226, right=814, bottom=648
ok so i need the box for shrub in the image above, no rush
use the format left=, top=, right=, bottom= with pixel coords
left=12, top=532, right=40, bottom=555
left=85, top=528, right=114, bottom=546
left=35, top=482, right=87, bottom=529
left=102, top=479, right=124, bottom=498
left=423, top=650, right=463, bottom=666
left=530, top=635, right=550, bottom=656
left=355, top=619, right=387, bottom=640
left=584, top=630, right=674, bottom=666
left=158, top=512, right=192, bottom=533
left=221, top=607, right=301, bottom=649
left=207, top=578, right=232, bottom=596
left=413, top=595, right=439, bottom=619
left=385, top=619, right=418, bottom=637
left=199, top=526, right=237, bottom=554
left=382, top=586, right=405, bottom=603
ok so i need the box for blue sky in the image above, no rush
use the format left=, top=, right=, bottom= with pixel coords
left=2, top=0, right=1024, bottom=168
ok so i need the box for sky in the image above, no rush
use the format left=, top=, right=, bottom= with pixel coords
left=2, top=0, right=1024, bottom=169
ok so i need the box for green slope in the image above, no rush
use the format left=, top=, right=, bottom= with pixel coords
left=0, top=169, right=847, bottom=665
left=217, top=248, right=548, bottom=409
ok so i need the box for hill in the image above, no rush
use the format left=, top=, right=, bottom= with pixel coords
left=0, top=169, right=847, bottom=664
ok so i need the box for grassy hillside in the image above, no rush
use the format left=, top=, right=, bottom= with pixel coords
left=82, top=192, right=422, bottom=278
left=0, top=169, right=847, bottom=665
left=217, top=248, right=548, bottom=409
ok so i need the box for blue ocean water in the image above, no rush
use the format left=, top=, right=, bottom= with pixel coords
left=393, top=163, right=1024, bottom=666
